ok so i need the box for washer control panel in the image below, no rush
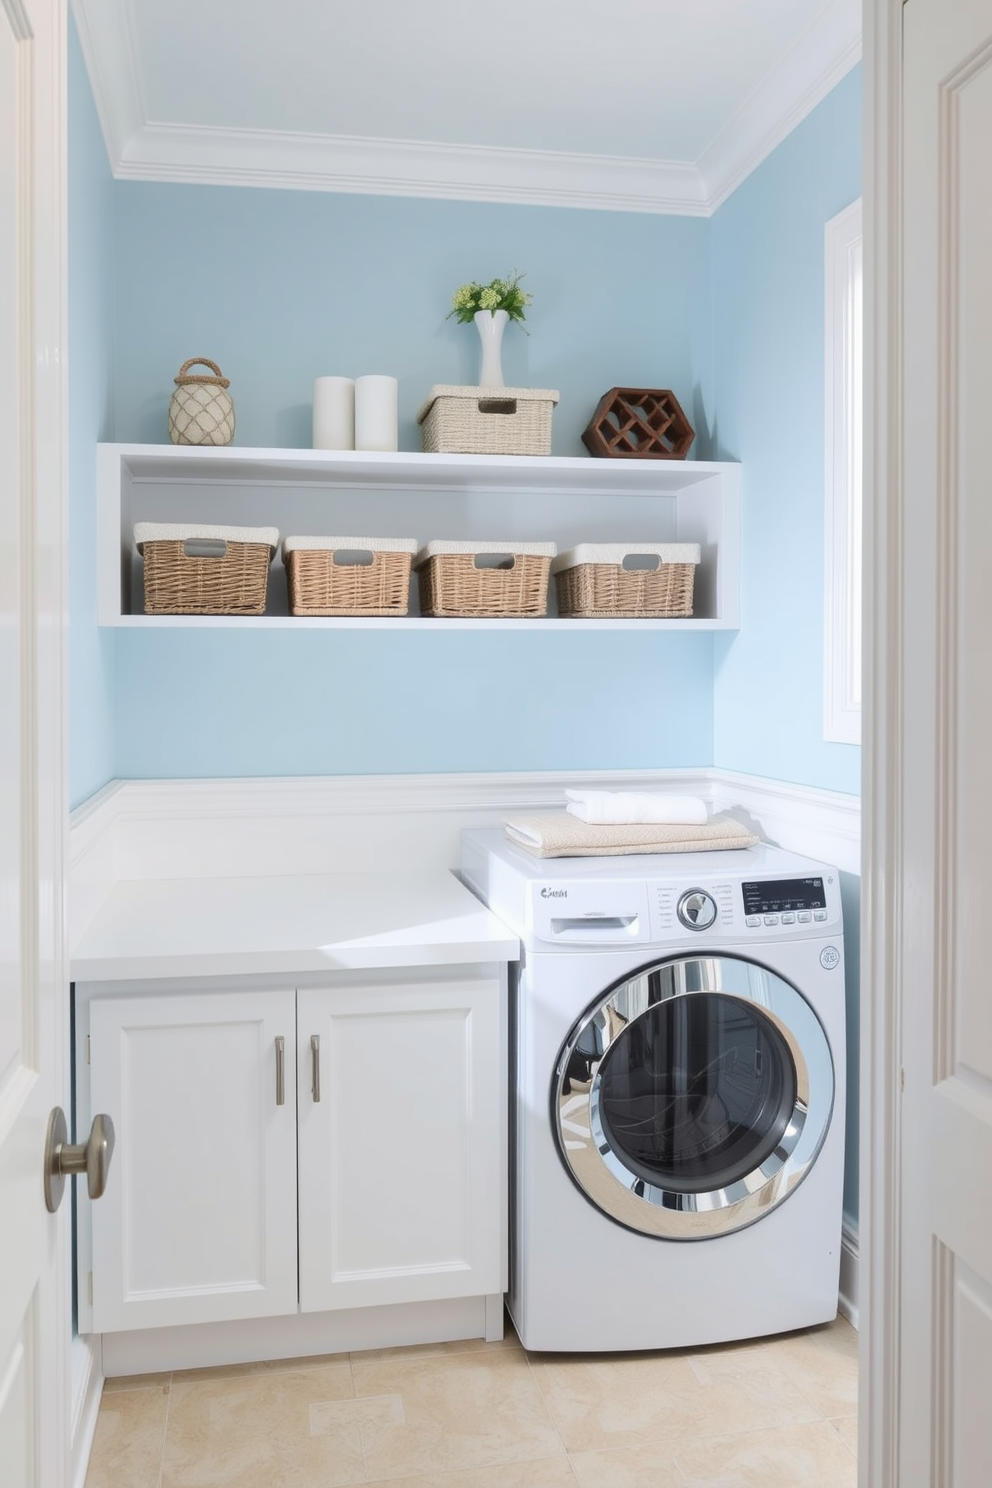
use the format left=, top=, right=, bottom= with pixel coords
left=649, top=873, right=841, bottom=940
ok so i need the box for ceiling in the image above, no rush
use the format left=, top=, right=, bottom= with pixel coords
left=72, top=0, right=861, bottom=216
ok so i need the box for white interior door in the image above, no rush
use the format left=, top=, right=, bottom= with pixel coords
left=867, top=0, right=992, bottom=1483
left=0, top=2, right=68, bottom=1486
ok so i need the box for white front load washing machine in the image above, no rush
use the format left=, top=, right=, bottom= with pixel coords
left=459, top=829, right=847, bottom=1353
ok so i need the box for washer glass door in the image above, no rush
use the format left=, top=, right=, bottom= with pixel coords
left=554, top=955, right=834, bottom=1239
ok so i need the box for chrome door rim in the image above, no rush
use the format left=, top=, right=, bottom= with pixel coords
left=553, top=955, right=835, bottom=1240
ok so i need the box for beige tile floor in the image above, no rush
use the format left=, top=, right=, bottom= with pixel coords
left=84, top=1314, right=858, bottom=1488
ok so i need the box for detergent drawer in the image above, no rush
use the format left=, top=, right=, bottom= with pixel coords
left=528, top=881, right=651, bottom=945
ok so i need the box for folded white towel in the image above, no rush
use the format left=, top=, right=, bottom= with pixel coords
left=564, top=790, right=708, bottom=826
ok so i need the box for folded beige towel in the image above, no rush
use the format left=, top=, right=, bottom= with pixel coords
left=504, top=813, right=759, bottom=859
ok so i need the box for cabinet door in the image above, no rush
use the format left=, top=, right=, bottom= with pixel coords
left=88, top=989, right=298, bottom=1332
left=298, top=973, right=506, bottom=1313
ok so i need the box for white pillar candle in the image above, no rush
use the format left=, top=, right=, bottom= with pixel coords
left=354, top=374, right=398, bottom=452
left=312, top=376, right=355, bottom=450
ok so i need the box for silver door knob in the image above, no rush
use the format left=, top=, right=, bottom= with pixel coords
left=44, top=1107, right=116, bottom=1214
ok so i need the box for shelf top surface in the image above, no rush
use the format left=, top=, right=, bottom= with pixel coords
left=71, top=869, right=519, bottom=982
left=103, top=443, right=740, bottom=495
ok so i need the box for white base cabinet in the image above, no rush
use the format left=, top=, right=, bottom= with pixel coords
left=87, top=988, right=299, bottom=1334
left=297, top=978, right=503, bottom=1313
left=76, top=968, right=507, bottom=1341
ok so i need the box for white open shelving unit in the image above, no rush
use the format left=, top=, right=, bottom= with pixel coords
left=97, top=443, right=742, bottom=630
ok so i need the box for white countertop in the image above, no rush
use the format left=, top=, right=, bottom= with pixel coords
left=70, top=871, right=519, bottom=982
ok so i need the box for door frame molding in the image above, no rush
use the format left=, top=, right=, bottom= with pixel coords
left=862, top=1, right=904, bottom=1483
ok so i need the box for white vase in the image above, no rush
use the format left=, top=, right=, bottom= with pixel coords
left=474, top=308, right=509, bottom=388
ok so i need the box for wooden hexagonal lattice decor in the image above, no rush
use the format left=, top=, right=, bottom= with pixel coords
left=582, top=387, right=695, bottom=460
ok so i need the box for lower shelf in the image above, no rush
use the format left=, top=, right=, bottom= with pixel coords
left=114, top=614, right=734, bottom=631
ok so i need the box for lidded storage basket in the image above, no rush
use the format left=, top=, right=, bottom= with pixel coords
left=283, top=536, right=418, bottom=616
left=414, top=540, right=557, bottom=618
left=551, top=543, right=700, bottom=619
left=136, top=523, right=278, bottom=615
left=168, top=358, right=236, bottom=446
left=417, top=385, right=559, bottom=456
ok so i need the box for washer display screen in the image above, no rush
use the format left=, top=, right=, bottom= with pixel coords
left=742, top=878, right=825, bottom=915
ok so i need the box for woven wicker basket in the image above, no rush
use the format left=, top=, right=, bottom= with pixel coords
left=283, top=536, right=417, bottom=616
left=551, top=543, right=700, bottom=619
left=136, top=523, right=277, bottom=615
left=415, top=540, right=557, bottom=618
left=417, top=385, right=559, bottom=456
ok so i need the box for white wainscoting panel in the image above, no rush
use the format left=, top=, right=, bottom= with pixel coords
left=839, top=1220, right=860, bottom=1329
left=69, top=767, right=862, bottom=885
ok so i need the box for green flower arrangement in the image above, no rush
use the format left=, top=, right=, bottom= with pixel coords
left=448, top=270, right=532, bottom=326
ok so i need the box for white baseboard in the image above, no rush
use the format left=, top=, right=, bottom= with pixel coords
left=838, top=1219, right=860, bottom=1330
left=69, top=1335, right=103, bottom=1488
left=99, top=1294, right=500, bottom=1377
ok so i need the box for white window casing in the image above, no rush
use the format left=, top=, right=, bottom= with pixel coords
left=824, top=198, right=863, bottom=746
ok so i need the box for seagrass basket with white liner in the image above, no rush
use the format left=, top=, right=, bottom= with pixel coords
left=417, top=386, right=559, bottom=456
left=135, top=523, right=278, bottom=615
left=551, top=542, right=700, bottom=619
left=414, top=540, right=557, bottom=618
left=283, top=536, right=418, bottom=616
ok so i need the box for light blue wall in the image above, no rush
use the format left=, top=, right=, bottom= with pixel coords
left=113, top=187, right=714, bottom=458
left=109, top=185, right=717, bottom=778
left=68, top=16, right=116, bottom=807
left=69, top=73, right=866, bottom=792
left=711, top=66, right=862, bottom=797
left=708, top=74, right=863, bottom=1229
left=114, top=629, right=714, bottom=779
left=68, top=54, right=861, bottom=1225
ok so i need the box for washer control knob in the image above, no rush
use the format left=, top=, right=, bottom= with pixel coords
left=676, top=889, right=718, bottom=931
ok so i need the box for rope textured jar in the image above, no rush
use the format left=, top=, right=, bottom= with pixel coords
left=168, top=358, right=236, bottom=446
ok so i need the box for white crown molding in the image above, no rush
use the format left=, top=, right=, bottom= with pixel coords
left=699, top=0, right=862, bottom=212
left=69, top=0, right=145, bottom=165
left=73, top=0, right=860, bottom=216
left=115, top=122, right=711, bottom=216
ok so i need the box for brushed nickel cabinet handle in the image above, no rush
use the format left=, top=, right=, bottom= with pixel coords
left=311, top=1034, right=321, bottom=1102
left=275, top=1036, right=286, bottom=1106
left=44, top=1108, right=116, bottom=1214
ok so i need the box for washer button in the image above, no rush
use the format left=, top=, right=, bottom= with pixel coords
left=814, top=910, right=828, bottom=922
left=781, top=913, right=796, bottom=925
left=763, top=915, right=779, bottom=926
left=798, top=912, right=812, bottom=923
left=746, top=916, right=761, bottom=928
